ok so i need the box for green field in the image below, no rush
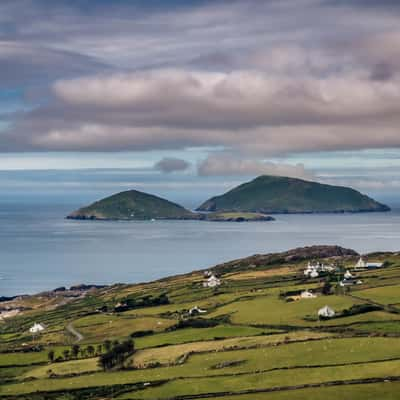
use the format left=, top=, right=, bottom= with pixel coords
left=354, top=284, right=400, bottom=305
left=1, top=246, right=400, bottom=399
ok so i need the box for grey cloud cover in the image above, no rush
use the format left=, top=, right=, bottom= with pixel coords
left=1, top=0, right=400, bottom=171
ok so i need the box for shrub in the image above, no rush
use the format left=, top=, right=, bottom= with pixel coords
left=168, top=318, right=219, bottom=331
left=130, top=330, right=154, bottom=338
left=341, top=303, right=382, bottom=316
left=98, top=339, right=135, bottom=371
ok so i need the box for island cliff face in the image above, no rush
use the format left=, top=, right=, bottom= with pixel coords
left=67, top=190, right=198, bottom=220
left=197, top=175, right=390, bottom=214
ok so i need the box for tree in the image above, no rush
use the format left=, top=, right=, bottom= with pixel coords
left=98, top=339, right=135, bottom=371
left=322, top=280, right=332, bottom=295
left=71, top=344, right=80, bottom=359
left=62, top=349, right=70, bottom=360
left=103, top=339, right=112, bottom=352
left=87, top=345, right=95, bottom=357
left=47, top=350, right=55, bottom=363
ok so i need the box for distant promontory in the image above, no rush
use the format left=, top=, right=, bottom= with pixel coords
left=197, top=175, right=390, bottom=214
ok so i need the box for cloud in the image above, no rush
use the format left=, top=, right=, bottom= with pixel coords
left=2, top=0, right=400, bottom=160
left=154, top=157, right=191, bottom=173
left=0, top=41, right=109, bottom=88
left=197, top=154, right=315, bottom=179
left=3, top=68, right=400, bottom=154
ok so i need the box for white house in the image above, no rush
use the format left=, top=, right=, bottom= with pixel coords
left=318, top=305, right=335, bottom=318
left=203, top=275, right=221, bottom=288
left=189, top=306, right=207, bottom=315
left=300, top=290, right=317, bottom=299
left=354, top=257, right=384, bottom=270
left=366, top=262, right=384, bottom=269
left=354, top=257, right=366, bottom=269
left=340, top=278, right=363, bottom=287
left=304, top=263, right=319, bottom=278
left=344, top=270, right=354, bottom=279
left=304, top=261, right=335, bottom=278
left=29, top=322, right=45, bottom=334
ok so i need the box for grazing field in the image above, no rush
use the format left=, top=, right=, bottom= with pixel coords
left=76, top=316, right=177, bottom=343
left=1, top=245, right=400, bottom=399
left=208, top=294, right=359, bottom=326
left=354, top=284, right=400, bottom=305
left=143, top=382, right=400, bottom=400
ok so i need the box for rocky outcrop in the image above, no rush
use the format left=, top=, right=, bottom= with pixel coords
left=210, top=245, right=359, bottom=274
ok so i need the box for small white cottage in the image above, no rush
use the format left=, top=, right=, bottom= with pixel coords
left=344, top=270, right=354, bottom=279
left=354, top=257, right=366, bottom=269
left=300, top=290, right=317, bottom=299
left=354, top=257, right=384, bottom=270
left=318, top=305, right=335, bottom=318
left=189, top=306, right=207, bottom=316
left=29, top=322, right=45, bottom=334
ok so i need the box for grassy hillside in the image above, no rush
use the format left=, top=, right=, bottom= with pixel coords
left=197, top=175, right=390, bottom=214
left=67, top=190, right=198, bottom=220
left=1, top=245, right=400, bottom=399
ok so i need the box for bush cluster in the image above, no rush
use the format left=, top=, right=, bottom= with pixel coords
left=98, top=339, right=135, bottom=371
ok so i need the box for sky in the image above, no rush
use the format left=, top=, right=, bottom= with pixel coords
left=1, top=0, right=400, bottom=203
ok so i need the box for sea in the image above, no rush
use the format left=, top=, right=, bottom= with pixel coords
left=2, top=194, right=400, bottom=297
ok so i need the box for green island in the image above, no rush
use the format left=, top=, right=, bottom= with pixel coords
left=66, top=190, right=198, bottom=221
left=1, top=245, right=400, bottom=399
left=197, top=175, right=390, bottom=214
left=66, top=175, right=390, bottom=221
left=66, top=190, right=274, bottom=222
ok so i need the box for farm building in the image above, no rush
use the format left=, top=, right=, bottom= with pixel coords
left=29, top=322, right=45, bottom=333
left=318, top=305, right=335, bottom=318
left=354, top=257, right=383, bottom=270
left=203, top=275, right=221, bottom=288
left=304, top=261, right=335, bottom=278
left=344, top=270, right=354, bottom=279
left=300, top=290, right=317, bottom=299
left=340, top=278, right=363, bottom=287
left=189, top=306, right=207, bottom=315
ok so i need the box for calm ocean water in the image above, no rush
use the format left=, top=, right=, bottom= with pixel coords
left=1, top=199, right=400, bottom=296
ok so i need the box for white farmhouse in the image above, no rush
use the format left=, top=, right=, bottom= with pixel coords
left=344, top=270, right=354, bottom=279
left=340, top=278, right=363, bottom=287
left=203, top=275, right=221, bottom=288
left=29, top=322, right=45, bottom=334
left=304, top=261, right=335, bottom=278
left=318, top=305, right=335, bottom=318
left=366, top=262, right=384, bottom=269
left=354, top=257, right=384, bottom=270
left=354, top=257, right=366, bottom=269
left=189, top=306, right=207, bottom=316
left=300, top=290, right=317, bottom=299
